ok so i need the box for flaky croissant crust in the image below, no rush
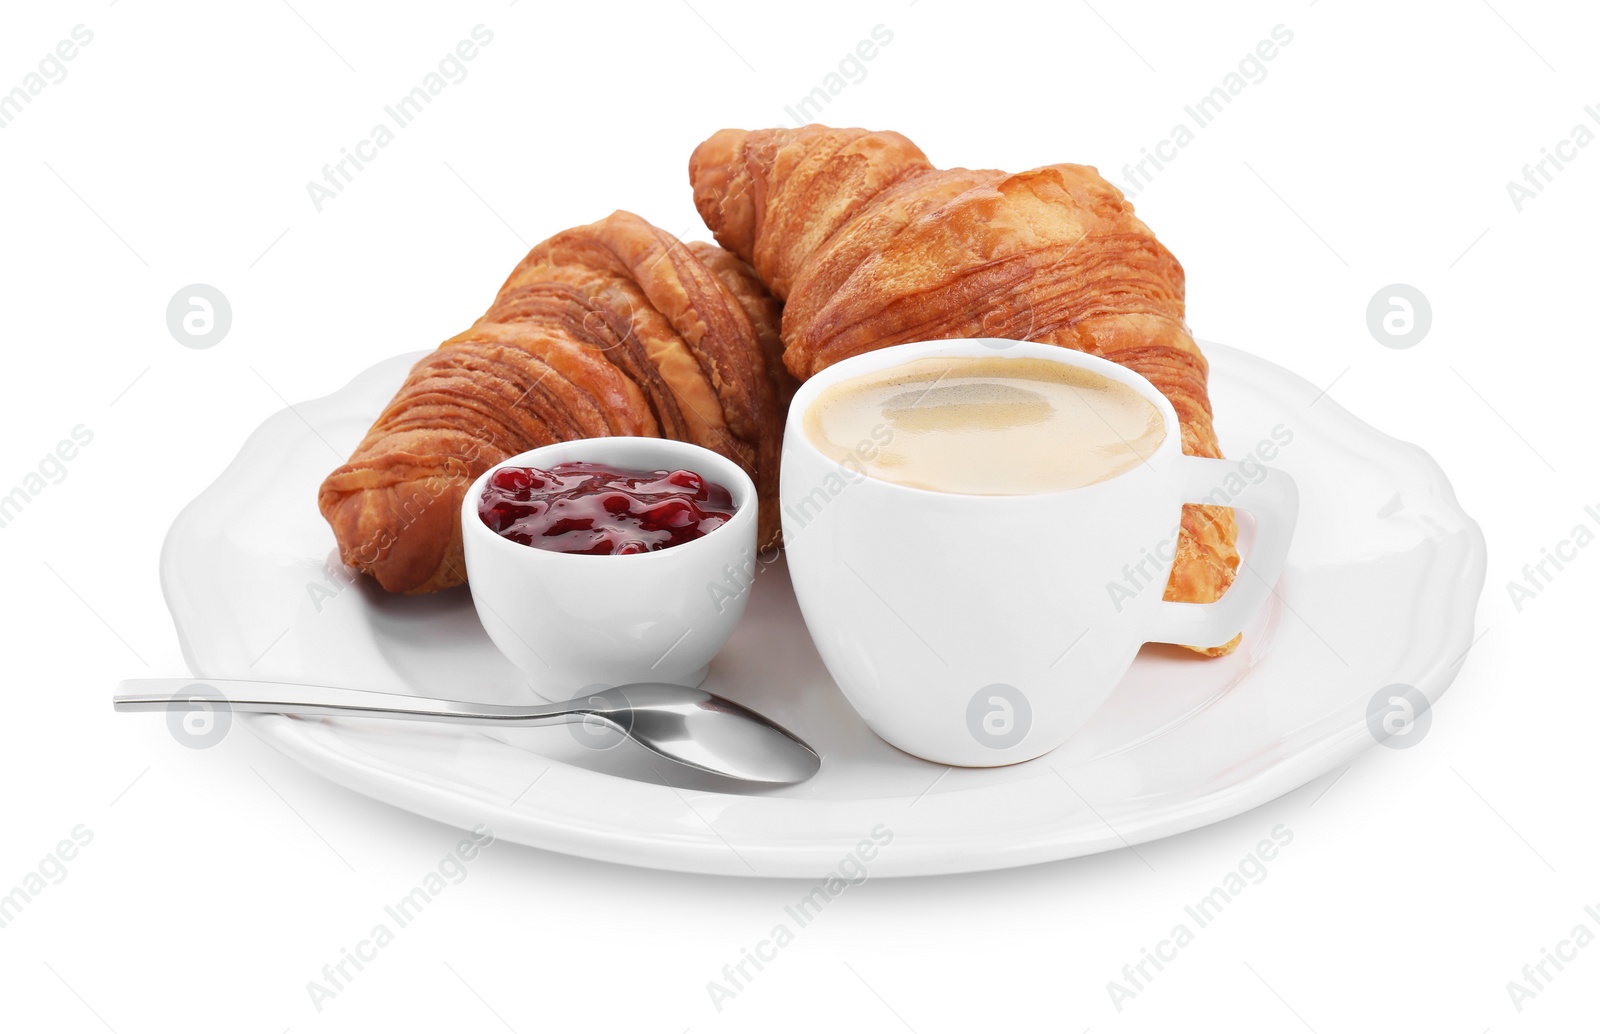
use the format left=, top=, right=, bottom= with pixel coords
left=318, top=210, right=786, bottom=594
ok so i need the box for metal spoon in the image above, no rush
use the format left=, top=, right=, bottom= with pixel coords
left=114, top=679, right=821, bottom=786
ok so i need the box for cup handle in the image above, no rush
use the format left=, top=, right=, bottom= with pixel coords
left=1146, top=456, right=1300, bottom=648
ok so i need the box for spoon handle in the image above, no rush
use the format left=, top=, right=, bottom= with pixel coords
left=113, top=678, right=580, bottom=727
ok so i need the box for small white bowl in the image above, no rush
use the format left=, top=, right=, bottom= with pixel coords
left=460, top=437, right=758, bottom=697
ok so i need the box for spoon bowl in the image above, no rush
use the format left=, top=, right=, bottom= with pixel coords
left=580, top=684, right=821, bottom=785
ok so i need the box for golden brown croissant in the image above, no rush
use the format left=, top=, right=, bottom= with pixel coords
left=689, top=126, right=1242, bottom=654
left=318, top=210, right=787, bottom=594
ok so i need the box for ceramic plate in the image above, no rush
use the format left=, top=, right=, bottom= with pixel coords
left=160, top=344, right=1485, bottom=877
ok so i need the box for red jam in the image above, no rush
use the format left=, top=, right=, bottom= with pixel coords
left=478, top=461, right=736, bottom=555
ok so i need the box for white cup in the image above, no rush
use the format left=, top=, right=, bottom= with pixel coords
left=779, top=339, right=1299, bottom=766
left=461, top=437, right=758, bottom=696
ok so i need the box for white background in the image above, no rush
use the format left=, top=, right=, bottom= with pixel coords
left=2, top=0, right=1596, bottom=1030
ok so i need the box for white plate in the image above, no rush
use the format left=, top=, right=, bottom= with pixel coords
left=161, top=344, right=1485, bottom=877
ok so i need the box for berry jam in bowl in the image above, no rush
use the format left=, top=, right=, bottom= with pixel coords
left=478, top=463, right=737, bottom=556
left=460, top=437, right=758, bottom=696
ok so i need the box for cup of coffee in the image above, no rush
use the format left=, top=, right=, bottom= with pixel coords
left=779, top=338, right=1298, bottom=766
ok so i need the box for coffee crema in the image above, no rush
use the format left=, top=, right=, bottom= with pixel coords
left=803, top=355, right=1167, bottom=495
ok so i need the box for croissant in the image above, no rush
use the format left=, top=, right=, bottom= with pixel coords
left=689, top=126, right=1242, bottom=654
left=318, top=210, right=787, bottom=594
